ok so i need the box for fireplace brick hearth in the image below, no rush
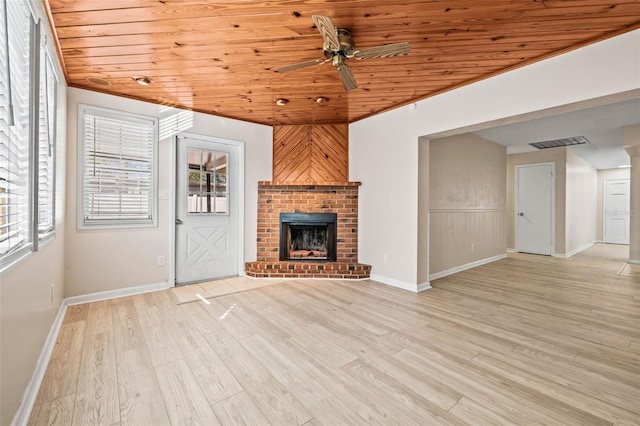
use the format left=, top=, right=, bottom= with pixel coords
left=245, top=181, right=371, bottom=279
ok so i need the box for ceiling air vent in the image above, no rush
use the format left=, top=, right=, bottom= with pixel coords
left=529, top=136, right=590, bottom=150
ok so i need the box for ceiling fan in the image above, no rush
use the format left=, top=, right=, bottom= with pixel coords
left=276, top=15, right=411, bottom=91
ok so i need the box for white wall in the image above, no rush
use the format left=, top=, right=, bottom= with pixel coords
left=350, top=29, right=640, bottom=288
left=65, top=88, right=272, bottom=296
left=0, top=64, right=67, bottom=426
left=565, top=151, right=598, bottom=255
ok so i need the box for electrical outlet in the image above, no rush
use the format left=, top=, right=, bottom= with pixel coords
left=471, top=243, right=475, bottom=252
left=383, top=254, right=389, bottom=264
left=157, top=255, right=166, bottom=266
left=50, top=283, right=54, bottom=303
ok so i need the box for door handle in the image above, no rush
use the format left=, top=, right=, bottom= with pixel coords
left=519, top=212, right=524, bottom=216
left=175, top=218, right=183, bottom=224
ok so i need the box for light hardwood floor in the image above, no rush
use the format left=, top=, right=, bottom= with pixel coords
left=29, top=244, right=640, bottom=425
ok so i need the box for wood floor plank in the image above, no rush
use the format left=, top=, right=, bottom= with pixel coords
left=205, top=330, right=312, bottom=425
left=168, top=317, right=243, bottom=404
left=212, top=392, right=270, bottom=426
left=354, top=348, right=462, bottom=411
left=84, top=300, right=113, bottom=336
left=133, top=302, right=183, bottom=367
left=28, top=394, right=75, bottom=426
left=72, top=330, right=119, bottom=426
left=240, top=334, right=368, bottom=425
left=340, top=359, right=463, bottom=425
left=35, top=321, right=86, bottom=404
left=155, top=359, right=220, bottom=425
left=202, top=297, right=257, bottom=339
left=64, top=304, right=90, bottom=324
left=111, top=298, right=146, bottom=354
left=178, top=301, right=224, bottom=335
left=448, top=397, right=513, bottom=425
left=116, top=348, right=170, bottom=426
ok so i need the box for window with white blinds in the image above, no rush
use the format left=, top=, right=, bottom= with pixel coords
left=80, top=106, right=157, bottom=227
left=37, top=47, right=57, bottom=237
left=1, top=0, right=32, bottom=262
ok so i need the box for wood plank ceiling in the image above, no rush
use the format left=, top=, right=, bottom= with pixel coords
left=45, top=0, right=640, bottom=126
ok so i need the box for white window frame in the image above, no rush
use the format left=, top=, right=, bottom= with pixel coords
left=78, top=104, right=158, bottom=229
left=35, top=40, right=58, bottom=244
left=1, top=1, right=60, bottom=274
left=1, top=0, right=35, bottom=272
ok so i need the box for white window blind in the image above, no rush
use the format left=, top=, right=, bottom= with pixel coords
left=81, top=106, right=157, bottom=226
left=37, top=47, right=56, bottom=237
left=1, top=0, right=32, bottom=260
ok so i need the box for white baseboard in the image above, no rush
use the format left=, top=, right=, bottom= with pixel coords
left=429, top=253, right=508, bottom=281
left=65, top=281, right=171, bottom=306
left=12, top=301, right=67, bottom=426
left=12, top=281, right=171, bottom=425
left=417, top=281, right=432, bottom=292
left=629, top=259, right=640, bottom=265
left=369, top=274, right=421, bottom=293
left=506, top=248, right=516, bottom=253
left=555, top=241, right=594, bottom=259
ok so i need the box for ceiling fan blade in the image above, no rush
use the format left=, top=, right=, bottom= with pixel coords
left=276, top=58, right=326, bottom=73
left=312, top=15, right=340, bottom=51
left=353, top=42, right=411, bottom=60
left=337, top=63, right=357, bottom=91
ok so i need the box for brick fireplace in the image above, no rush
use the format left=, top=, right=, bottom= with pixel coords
left=245, top=123, right=371, bottom=279
left=244, top=182, right=371, bottom=278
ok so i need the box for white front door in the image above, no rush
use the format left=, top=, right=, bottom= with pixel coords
left=516, top=163, right=554, bottom=255
left=604, top=179, right=630, bottom=244
left=175, top=134, right=241, bottom=285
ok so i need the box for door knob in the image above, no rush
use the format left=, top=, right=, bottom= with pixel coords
left=175, top=218, right=183, bottom=224
left=519, top=212, right=524, bottom=216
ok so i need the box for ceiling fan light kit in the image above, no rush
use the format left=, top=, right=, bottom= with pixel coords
left=276, top=14, right=411, bottom=92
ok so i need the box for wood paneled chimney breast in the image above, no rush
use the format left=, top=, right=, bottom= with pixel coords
left=273, top=124, right=348, bottom=183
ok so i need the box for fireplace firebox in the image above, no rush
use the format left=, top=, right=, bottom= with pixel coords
left=279, top=213, right=337, bottom=261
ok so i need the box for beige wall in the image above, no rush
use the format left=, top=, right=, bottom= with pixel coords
left=596, top=168, right=631, bottom=241
left=507, top=149, right=567, bottom=254
left=1, top=85, right=67, bottom=424
left=565, top=151, right=598, bottom=254
left=65, top=88, right=272, bottom=297
left=428, top=134, right=506, bottom=275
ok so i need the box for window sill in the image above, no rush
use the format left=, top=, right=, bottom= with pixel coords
left=0, top=244, right=34, bottom=276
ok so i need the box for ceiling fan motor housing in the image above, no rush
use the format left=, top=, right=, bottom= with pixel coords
left=323, top=29, right=355, bottom=59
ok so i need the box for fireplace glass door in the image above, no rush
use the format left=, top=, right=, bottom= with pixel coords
left=279, top=213, right=337, bottom=261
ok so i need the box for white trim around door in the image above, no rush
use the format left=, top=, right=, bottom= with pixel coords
left=172, top=132, right=245, bottom=286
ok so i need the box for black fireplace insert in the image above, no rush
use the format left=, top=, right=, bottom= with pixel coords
left=279, top=213, right=337, bottom=261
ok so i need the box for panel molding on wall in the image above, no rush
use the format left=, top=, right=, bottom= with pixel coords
left=273, top=124, right=348, bottom=183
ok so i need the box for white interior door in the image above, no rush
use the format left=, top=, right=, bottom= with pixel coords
left=175, top=135, right=240, bottom=285
left=604, top=179, right=630, bottom=244
left=516, top=163, right=554, bottom=255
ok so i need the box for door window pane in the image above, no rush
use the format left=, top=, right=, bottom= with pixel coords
left=186, top=148, right=228, bottom=214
